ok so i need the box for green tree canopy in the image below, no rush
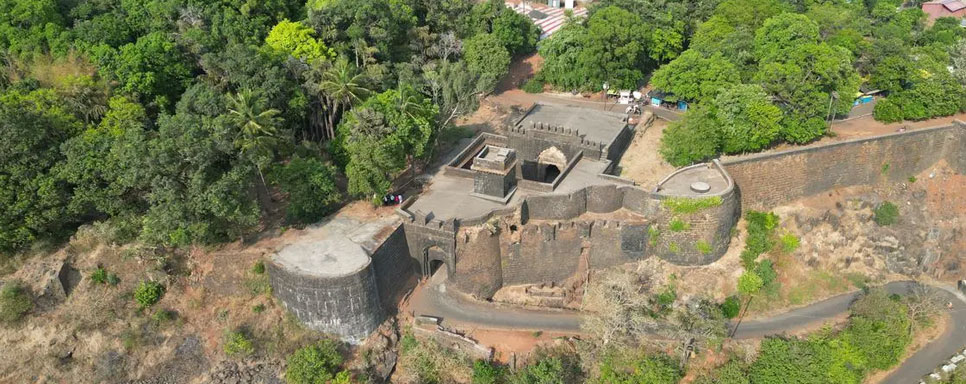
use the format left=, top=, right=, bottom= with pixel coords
left=337, top=85, right=438, bottom=198
left=490, top=6, right=540, bottom=56
left=577, top=6, right=650, bottom=89
left=463, top=33, right=510, bottom=91
left=0, top=89, right=80, bottom=251
left=264, top=19, right=334, bottom=63
left=714, top=84, right=782, bottom=154
left=94, top=31, right=196, bottom=112
left=659, top=106, right=721, bottom=167
left=650, top=50, right=741, bottom=104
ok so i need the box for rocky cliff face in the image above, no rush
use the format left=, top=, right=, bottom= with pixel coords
left=779, top=161, right=964, bottom=280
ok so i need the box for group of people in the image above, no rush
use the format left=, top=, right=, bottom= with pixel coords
left=382, top=193, right=404, bottom=206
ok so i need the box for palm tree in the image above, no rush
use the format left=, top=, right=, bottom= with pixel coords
left=304, top=57, right=371, bottom=141
left=227, top=89, right=281, bottom=185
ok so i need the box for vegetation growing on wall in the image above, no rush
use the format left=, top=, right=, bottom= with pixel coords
left=662, top=196, right=723, bottom=214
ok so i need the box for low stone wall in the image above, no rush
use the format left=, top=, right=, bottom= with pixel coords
left=267, top=260, right=384, bottom=344
left=443, top=133, right=508, bottom=179
left=412, top=318, right=494, bottom=361
left=722, top=123, right=966, bottom=211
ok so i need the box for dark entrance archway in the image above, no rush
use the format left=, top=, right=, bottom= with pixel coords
left=422, top=245, right=448, bottom=276
left=429, top=260, right=444, bottom=276
left=543, top=164, right=561, bottom=182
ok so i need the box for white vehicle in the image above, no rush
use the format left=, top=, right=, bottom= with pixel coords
left=618, top=90, right=633, bottom=105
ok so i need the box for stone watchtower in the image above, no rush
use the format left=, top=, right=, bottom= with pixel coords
left=267, top=235, right=384, bottom=344
left=471, top=145, right=518, bottom=201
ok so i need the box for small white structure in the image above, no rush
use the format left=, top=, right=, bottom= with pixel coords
left=618, top=90, right=633, bottom=105
left=565, top=0, right=574, bottom=9
left=942, top=363, right=958, bottom=373
left=951, top=354, right=965, bottom=364
left=931, top=373, right=943, bottom=381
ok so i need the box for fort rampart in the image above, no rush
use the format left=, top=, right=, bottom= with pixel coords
left=270, top=113, right=965, bottom=344
left=722, top=122, right=966, bottom=210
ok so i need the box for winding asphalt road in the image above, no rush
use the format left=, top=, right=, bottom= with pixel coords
left=411, top=276, right=966, bottom=384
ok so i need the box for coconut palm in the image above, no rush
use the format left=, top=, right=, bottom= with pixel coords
left=304, top=56, right=371, bottom=141
left=227, top=89, right=281, bottom=185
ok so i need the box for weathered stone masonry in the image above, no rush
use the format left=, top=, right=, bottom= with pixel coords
left=400, top=174, right=740, bottom=298
left=267, top=259, right=384, bottom=345
left=722, top=122, right=966, bottom=210
left=270, top=109, right=964, bottom=345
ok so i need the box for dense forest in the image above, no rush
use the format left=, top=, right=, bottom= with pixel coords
left=5, top=0, right=963, bottom=256
left=531, top=0, right=966, bottom=165
left=0, top=0, right=539, bottom=255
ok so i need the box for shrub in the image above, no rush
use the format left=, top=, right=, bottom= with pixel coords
left=745, top=211, right=779, bottom=256
left=655, top=283, right=677, bottom=313
left=780, top=233, right=800, bottom=254
left=223, top=329, right=255, bottom=358
left=696, top=240, right=712, bottom=255
left=512, top=353, right=583, bottom=384
left=908, top=176, right=916, bottom=183
left=472, top=360, right=507, bottom=384
left=91, top=267, right=120, bottom=286
left=740, top=250, right=758, bottom=270
left=0, top=281, right=33, bottom=323
left=252, top=260, right=265, bottom=275
left=252, top=304, right=265, bottom=313
left=873, top=98, right=903, bottom=123
left=754, top=260, right=780, bottom=297
left=522, top=77, right=544, bottom=94
left=721, top=296, right=741, bottom=319
left=669, top=219, right=690, bottom=232
left=668, top=243, right=680, bottom=253
left=873, top=201, right=899, bottom=226
left=843, top=288, right=911, bottom=370
left=695, top=360, right=748, bottom=384
left=596, top=353, right=682, bottom=384
left=134, top=281, right=165, bottom=309
left=152, top=309, right=175, bottom=325
left=286, top=340, right=345, bottom=384
left=648, top=226, right=660, bottom=246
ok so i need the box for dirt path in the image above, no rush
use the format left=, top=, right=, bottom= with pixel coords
left=830, top=112, right=966, bottom=141
left=616, top=119, right=675, bottom=187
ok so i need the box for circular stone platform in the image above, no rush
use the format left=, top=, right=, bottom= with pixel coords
left=274, top=236, right=371, bottom=278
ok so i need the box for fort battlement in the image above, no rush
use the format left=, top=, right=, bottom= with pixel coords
left=507, top=121, right=608, bottom=153
left=270, top=106, right=966, bottom=345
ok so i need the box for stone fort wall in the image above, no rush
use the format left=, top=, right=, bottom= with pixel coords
left=267, top=260, right=384, bottom=344
left=404, top=180, right=741, bottom=298
left=721, top=122, right=966, bottom=210
left=271, top=120, right=964, bottom=344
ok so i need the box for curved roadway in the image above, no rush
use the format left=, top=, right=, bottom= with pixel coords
left=411, top=277, right=966, bottom=384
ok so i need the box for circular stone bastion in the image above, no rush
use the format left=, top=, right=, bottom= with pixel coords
left=267, top=229, right=385, bottom=344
